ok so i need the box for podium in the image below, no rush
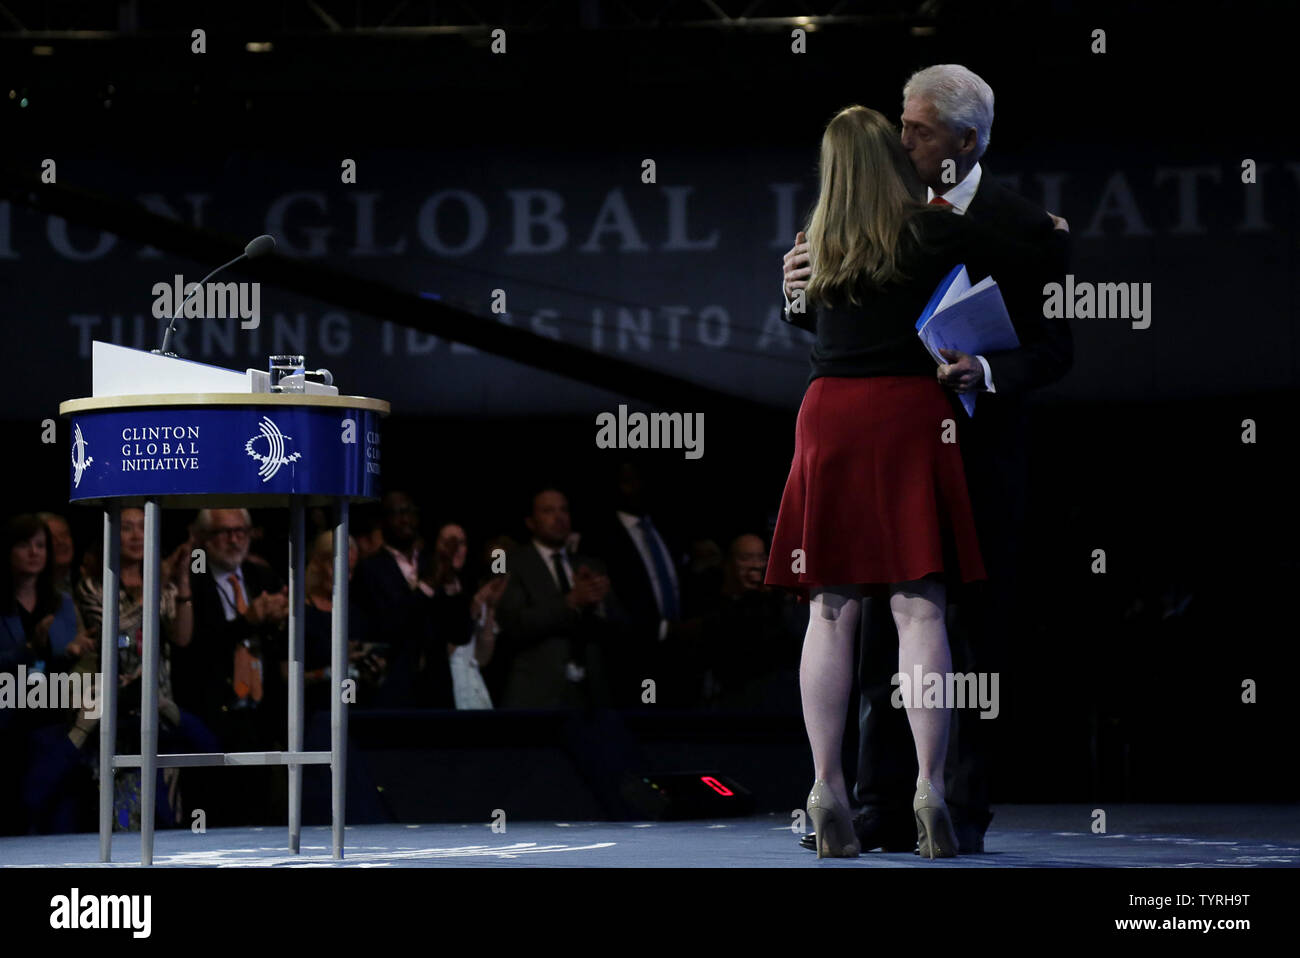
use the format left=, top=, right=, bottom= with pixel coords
left=59, top=343, right=389, bottom=864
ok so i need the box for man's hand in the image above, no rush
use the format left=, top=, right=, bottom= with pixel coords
left=1048, top=212, right=1069, bottom=231
left=565, top=565, right=610, bottom=610
left=244, top=585, right=289, bottom=626
left=783, top=230, right=811, bottom=301
left=579, top=566, right=610, bottom=604
left=937, top=348, right=986, bottom=394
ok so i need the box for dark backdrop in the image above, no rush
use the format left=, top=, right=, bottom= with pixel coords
left=2, top=1, right=1296, bottom=801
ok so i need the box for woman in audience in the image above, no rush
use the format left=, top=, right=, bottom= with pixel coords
left=2, top=514, right=95, bottom=832
left=284, top=529, right=382, bottom=712
left=75, top=508, right=218, bottom=830
left=419, top=522, right=507, bottom=709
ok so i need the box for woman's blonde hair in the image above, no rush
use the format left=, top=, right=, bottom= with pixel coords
left=306, top=530, right=356, bottom=595
left=803, top=105, right=932, bottom=308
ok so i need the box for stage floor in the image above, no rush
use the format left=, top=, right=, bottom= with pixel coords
left=2, top=804, right=1298, bottom=868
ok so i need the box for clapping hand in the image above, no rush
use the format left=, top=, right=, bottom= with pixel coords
left=161, top=536, right=196, bottom=588
left=245, top=585, right=289, bottom=626
left=64, top=629, right=98, bottom=659
left=471, top=574, right=509, bottom=620
left=565, top=565, right=610, bottom=610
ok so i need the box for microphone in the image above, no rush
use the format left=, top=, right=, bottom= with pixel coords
left=243, top=234, right=275, bottom=259
left=153, top=234, right=277, bottom=356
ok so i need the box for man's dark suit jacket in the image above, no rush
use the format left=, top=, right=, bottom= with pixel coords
left=584, top=514, right=695, bottom=705
left=352, top=549, right=471, bottom=709
left=171, top=559, right=283, bottom=732
left=583, top=514, right=681, bottom=634
left=954, top=173, right=1073, bottom=578
left=495, top=544, right=620, bottom=709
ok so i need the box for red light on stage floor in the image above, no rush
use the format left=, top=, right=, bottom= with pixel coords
left=699, top=776, right=733, bottom=797
left=623, top=772, right=752, bottom=819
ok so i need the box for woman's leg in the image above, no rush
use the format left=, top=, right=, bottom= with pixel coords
left=801, top=585, right=863, bottom=810
left=890, top=576, right=951, bottom=792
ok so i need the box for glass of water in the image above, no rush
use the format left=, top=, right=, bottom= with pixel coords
left=269, top=354, right=306, bottom=392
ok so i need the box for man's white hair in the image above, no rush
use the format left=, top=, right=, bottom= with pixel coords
left=903, top=64, right=995, bottom=160
left=196, top=508, right=252, bottom=532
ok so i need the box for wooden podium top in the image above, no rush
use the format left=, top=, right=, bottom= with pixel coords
left=59, top=393, right=391, bottom=416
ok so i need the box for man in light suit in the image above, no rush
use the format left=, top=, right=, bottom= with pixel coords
left=784, top=64, right=1072, bottom=854
left=496, top=487, right=618, bottom=709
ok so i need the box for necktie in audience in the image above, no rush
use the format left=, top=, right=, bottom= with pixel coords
left=230, top=574, right=263, bottom=703
left=639, top=516, right=679, bottom=620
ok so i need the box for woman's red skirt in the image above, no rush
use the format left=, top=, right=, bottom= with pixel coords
left=764, top=375, right=986, bottom=597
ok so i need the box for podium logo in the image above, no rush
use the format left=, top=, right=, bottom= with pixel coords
left=152, top=274, right=260, bottom=327
left=71, top=423, right=93, bottom=488
left=245, top=415, right=301, bottom=482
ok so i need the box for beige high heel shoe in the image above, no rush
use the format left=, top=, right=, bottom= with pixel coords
left=912, top=778, right=958, bottom=859
left=807, top=780, right=860, bottom=858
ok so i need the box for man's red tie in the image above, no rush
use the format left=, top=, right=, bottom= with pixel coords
left=929, top=196, right=952, bottom=207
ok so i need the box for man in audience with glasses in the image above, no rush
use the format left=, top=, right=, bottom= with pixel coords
left=171, top=507, right=288, bottom=826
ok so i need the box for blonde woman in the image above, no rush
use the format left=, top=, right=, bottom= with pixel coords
left=765, top=106, right=1065, bottom=858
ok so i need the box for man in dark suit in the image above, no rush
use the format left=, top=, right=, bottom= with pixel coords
left=496, top=487, right=619, bottom=709
left=352, top=491, right=470, bottom=709
left=582, top=460, right=693, bottom=707
left=784, top=64, right=1072, bottom=854
left=171, top=507, right=288, bottom=825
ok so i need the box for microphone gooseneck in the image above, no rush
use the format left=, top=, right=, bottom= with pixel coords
left=154, top=234, right=277, bottom=356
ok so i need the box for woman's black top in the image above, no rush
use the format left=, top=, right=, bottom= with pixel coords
left=787, top=208, right=1054, bottom=385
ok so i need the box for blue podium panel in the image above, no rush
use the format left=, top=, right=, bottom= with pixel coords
left=59, top=387, right=387, bottom=863
left=66, top=402, right=382, bottom=502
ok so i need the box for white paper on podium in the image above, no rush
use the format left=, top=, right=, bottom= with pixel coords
left=92, top=341, right=254, bottom=397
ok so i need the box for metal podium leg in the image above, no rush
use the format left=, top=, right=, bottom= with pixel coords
left=140, top=498, right=161, bottom=866
left=287, top=499, right=305, bottom=853
left=98, top=505, right=121, bottom=863
left=331, top=499, right=349, bottom=859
